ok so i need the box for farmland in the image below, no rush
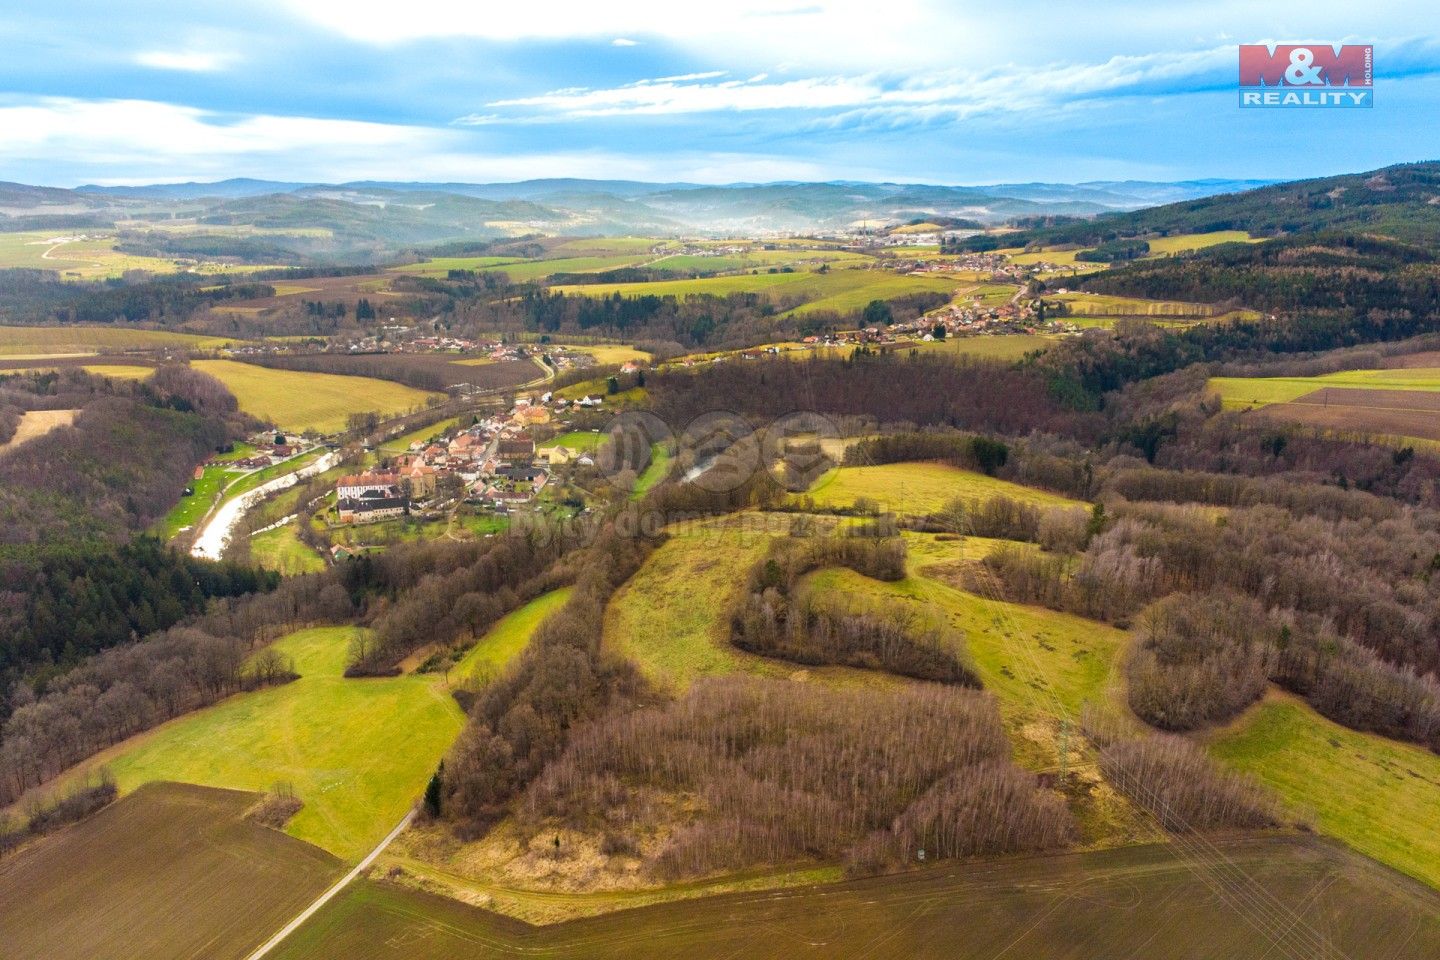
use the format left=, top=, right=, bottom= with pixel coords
left=0, top=782, right=341, bottom=960
left=796, top=462, right=1087, bottom=516
left=0, top=323, right=231, bottom=354
left=1210, top=693, right=1440, bottom=890
left=270, top=836, right=1440, bottom=960
left=33, top=627, right=464, bottom=860
left=904, top=333, right=1055, bottom=360
left=1210, top=367, right=1440, bottom=444
left=0, top=230, right=234, bottom=279
left=551, top=265, right=960, bottom=316
left=191, top=358, right=443, bottom=433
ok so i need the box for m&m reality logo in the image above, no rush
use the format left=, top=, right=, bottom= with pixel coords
left=1239, top=44, right=1373, bottom=108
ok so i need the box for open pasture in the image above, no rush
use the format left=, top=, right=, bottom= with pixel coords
left=0, top=782, right=341, bottom=960
left=602, top=516, right=898, bottom=692
left=1211, top=693, right=1440, bottom=891
left=191, top=358, right=443, bottom=433
left=455, top=587, right=573, bottom=683
left=796, top=462, right=1086, bottom=516
left=271, top=836, right=1440, bottom=960
left=32, top=627, right=464, bottom=860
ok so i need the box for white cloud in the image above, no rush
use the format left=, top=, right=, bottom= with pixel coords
left=474, top=47, right=1234, bottom=123
left=0, top=96, right=841, bottom=186
left=272, top=0, right=945, bottom=70
left=134, top=50, right=239, bottom=72
left=611, top=38, right=638, bottom=47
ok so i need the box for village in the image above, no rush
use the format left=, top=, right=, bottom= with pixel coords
left=331, top=389, right=611, bottom=527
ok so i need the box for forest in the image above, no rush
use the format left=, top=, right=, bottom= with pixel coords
left=0, top=369, right=270, bottom=711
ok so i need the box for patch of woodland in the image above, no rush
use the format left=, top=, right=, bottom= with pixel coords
left=730, top=533, right=978, bottom=685
left=1084, top=718, right=1281, bottom=832
left=520, top=677, right=1073, bottom=880
left=979, top=499, right=1440, bottom=750
left=0, top=772, right=117, bottom=857
left=438, top=529, right=655, bottom=831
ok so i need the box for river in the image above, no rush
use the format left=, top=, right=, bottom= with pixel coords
left=190, top=451, right=341, bottom=561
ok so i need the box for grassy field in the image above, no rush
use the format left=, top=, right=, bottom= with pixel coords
left=388, top=256, right=526, bottom=277
left=0, top=782, right=341, bottom=960
left=271, top=836, right=1440, bottom=959
left=154, top=458, right=237, bottom=539
left=191, top=359, right=442, bottom=433
left=603, top=516, right=913, bottom=692
left=808, top=558, right=1123, bottom=726
left=36, top=627, right=464, bottom=860
left=632, top=442, right=672, bottom=498
left=455, top=587, right=573, bottom=684
left=0, top=231, right=205, bottom=278
left=907, top=333, right=1055, bottom=360
left=381, top=415, right=463, bottom=453
left=540, top=429, right=604, bottom=451
left=1050, top=292, right=1228, bottom=318
left=1210, top=367, right=1440, bottom=408
left=1210, top=693, right=1440, bottom=891
left=1141, top=230, right=1258, bottom=255
left=558, top=343, right=652, bottom=365
left=0, top=324, right=232, bottom=354
left=783, top=272, right=959, bottom=317
left=797, top=462, right=1086, bottom=516
left=551, top=267, right=958, bottom=316
left=0, top=408, right=75, bottom=452
left=248, top=521, right=326, bottom=574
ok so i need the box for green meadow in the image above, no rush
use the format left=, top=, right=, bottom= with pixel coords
left=797, top=462, right=1086, bottom=516
left=455, top=587, right=573, bottom=684
left=40, top=627, right=464, bottom=861
left=1210, top=694, right=1440, bottom=890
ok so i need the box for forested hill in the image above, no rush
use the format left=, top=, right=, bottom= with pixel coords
left=1077, top=233, right=1440, bottom=322
left=0, top=368, right=274, bottom=714
left=964, top=160, right=1440, bottom=249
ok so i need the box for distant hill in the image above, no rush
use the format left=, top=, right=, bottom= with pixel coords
left=75, top=178, right=316, bottom=200
left=8, top=168, right=1427, bottom=263
left=963, top=161, right=1440, bottom=249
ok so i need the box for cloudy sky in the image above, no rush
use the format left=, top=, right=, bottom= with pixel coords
left=1, top=0, right=1436, bottom=186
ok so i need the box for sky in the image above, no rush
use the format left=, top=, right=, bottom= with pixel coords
left=0, top=0, right=1437, bottom=187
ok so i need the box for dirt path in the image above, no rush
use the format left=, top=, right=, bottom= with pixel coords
left=241, top=809, right=416, bottom=960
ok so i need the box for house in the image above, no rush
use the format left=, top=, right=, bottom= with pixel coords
left=447, top=433, right=483, bottom=458
left=337, top=472, right=400, bottom=500
left=336, top=471, right=408, bottom=523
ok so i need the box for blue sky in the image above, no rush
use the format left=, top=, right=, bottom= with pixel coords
left=1, top=0, right=1436, bottom=186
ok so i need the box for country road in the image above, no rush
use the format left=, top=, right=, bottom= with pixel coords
left=241, top=809, right=416, bottom=960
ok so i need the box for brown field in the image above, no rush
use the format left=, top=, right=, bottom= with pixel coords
left=211, top=273, right=400, bottom=314
left=1255, top=387, right=1440, bottom=442
left=1382, top=350, right=1440, bottom=368
left=0, top=408, right=76, bottom=452
left=274, top=835, right=1440, bottom=960
left=0, top=781, right=341, bottom=960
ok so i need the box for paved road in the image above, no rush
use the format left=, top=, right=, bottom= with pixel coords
left=241, top=809, right=416, bottom=960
